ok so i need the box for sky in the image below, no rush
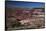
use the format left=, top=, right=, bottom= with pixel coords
left=5, top=1, right=45, bottom=8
